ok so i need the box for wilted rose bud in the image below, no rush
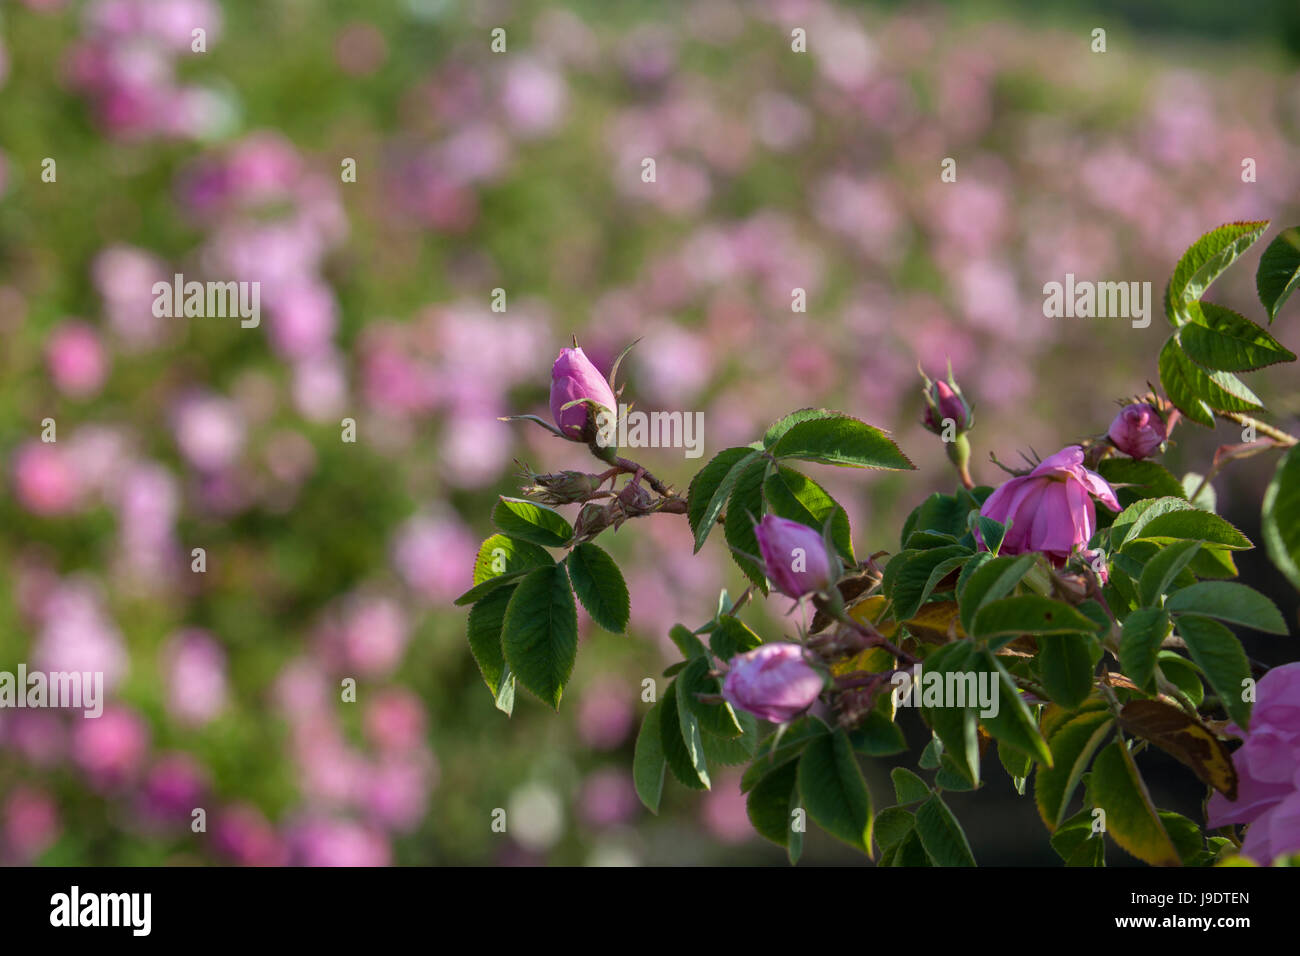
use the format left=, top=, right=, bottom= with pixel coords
left=572, top=501, right=614, bottom=541
left=550, top=347, right=617, bottom=442
left=920, top=368, right=972, bottom=436
left=722, top=643, right=824, bottom=723
left=521, top=469, right=605, bottom=505
left=754, top=514, right=833, bottom=598
left=1108, top=403, right=1166, bottom=460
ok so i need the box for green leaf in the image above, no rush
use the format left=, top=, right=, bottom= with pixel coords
left=680, top=657, right=744, bottom=738
left=1176, top=615, right=1253, bottom=728
left=1110, top=496, right=1193, bottom=546
left=972, top=515, right=1008, bottom=555
left=979, top=651, right=1053, bottom=764
left=1262, top=444, right=1300, bottom=591
left=1037, top=635, right=1097, bottom=711
left=669, top=624, right=709, bottom=659
left=633, top=703, right=667, bottom=813
left=874, top=807, right=916, bottom=853
left=491, top=497, right=574, bottom=548
left=472, top=533, right=554, bottom=585
left=1134, top=509, right=1252, bottom=550
left=659, top=680, right=710, bottom=790
left=1035, top=709, right=1115, bottom=829
left=740, top=716, right=824, bottom=792
left=770, top=414, right=914, bottom=471
left=891, top=767, right=931, bottom=806
left=1256, top=225, right=1300, bottom=322
left=1165, top=581, right=1287, bottom=634
left=1097, top=459, right=1187, bottom=510
left=1159, top=339, right=1262, bottom=428
left=958, top=553, right=1039, bottom=634
left=565, top=543, right=630, bottom=633
left=687, top=447, right=758, bottom=552
left=700, top=710, right=759, bottom=766
left=914, top=794, right=976, bottom=867
left=709, top=616, right=763, bottom=661
left=454, top=569, right=528, bottom=607
left=1179, top=302, right=1295, bottom=372
left=847, top=711, right=907, bottom=756
left=746, top=758, right=800, bottom=847
left=764, top=466, right=855, bottom=564
left=723, top=457, right=771, bottom=591
left=891, top=830, right=934, bottom=866
left=1119, top=608, right=1172, bottom=693
left=761, top=408, right=838, bottom=448
left=1159, top=652, right=1206, bottom=708
left=971, top=595, right=1098, bottom=644
left=891, top=546, right=971, bottom=621
left=466, top=585, right=517, bottom=715
left=902, top=492, right=970, bottom=546
left=1090, top=740, right=1181, bottom=866
left=918, top=641, right=980, bottom=784
left=501, top=565, right=579, bottom=710
left=797, top=728, right=874, bottom=854
left=1166, top=220, right=1269, bottom=320
left=1137, top=540, right=1202, bottom=606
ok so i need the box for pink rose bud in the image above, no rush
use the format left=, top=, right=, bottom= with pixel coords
left=1108, top=403, right=1166, bottom=460
left=722, top=643, right=824, bottom=723
left=979, top=445, right=1121, bottom=565
left=549, top=347, right=616, bottom=441
left=920, top=366, right=973, bottom=436
left=754, top=514, right=833, bottom=598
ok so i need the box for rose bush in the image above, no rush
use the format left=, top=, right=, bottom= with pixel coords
left=459, top=221, right=1300, bottom=866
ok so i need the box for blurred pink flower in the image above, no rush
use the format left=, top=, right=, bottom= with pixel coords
left=12, top=442, right=82, bottom=516
left=362, top=753, right=435, bottom=832
left=213, top=803, right=288, bottom=866
left=35, top=578, right=128, bottom=693
left=290, top=818, right=391, bottom=867
left=576, top=683, right=635, bottom=751
left=138, top=753, right=208, bottom=825
left=701, top=770, right=753, bottom=844
left=3, top=787, right=60, bottom=863
left=163, top=629, right=227, bottom=727
left=391, top=513, right=478, bottom=603
left=172, top=393, right=245, bottom=471
left=577, top=769, right=640, bottom=828
left=502, top=58, right=568, bottom=137
left=364, top=689, right=427, bottom=753
left=72, top=706, right=149, bottom=791
left=267, top=281, right=338, bottom=360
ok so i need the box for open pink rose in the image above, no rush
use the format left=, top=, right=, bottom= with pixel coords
left=1207, top=662, right=1300, bottom=864
left=979, top=445, right=1120, bottom=564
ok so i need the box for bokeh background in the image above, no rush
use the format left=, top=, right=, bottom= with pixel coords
left=1, top=0, right=1299, bottom=866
